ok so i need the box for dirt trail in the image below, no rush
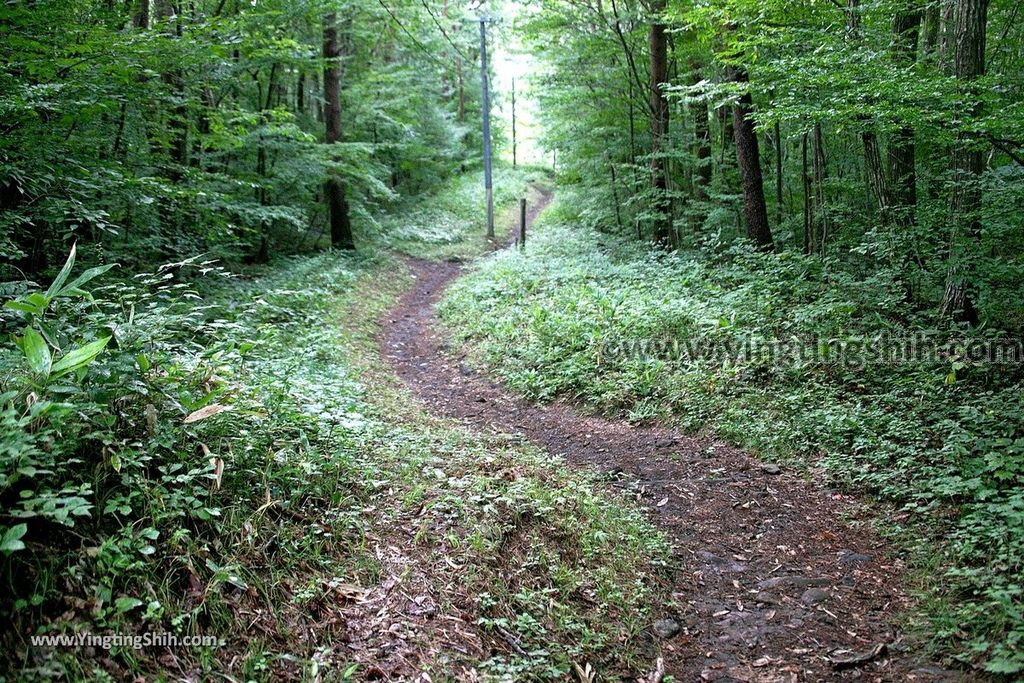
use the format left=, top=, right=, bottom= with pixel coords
left=379, top=192, right=967, bottom=682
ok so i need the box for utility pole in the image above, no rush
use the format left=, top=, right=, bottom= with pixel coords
left=478, top=17, right=494, bottom=238
left=512, top=78, right=517, bottom=168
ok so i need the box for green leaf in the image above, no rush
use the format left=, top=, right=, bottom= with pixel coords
left=114, top=597, right=143, bottom=613
left=44, top=244, right=76, bottom=299
left=20, top=327, right=51, bottom=376
left=4, top=300, right=42, bottom=315
left=1, top=524, right=28, bottom=554
left=58, top=263, right=117, bottom=297
left=50, top=337, right=111, bottom=378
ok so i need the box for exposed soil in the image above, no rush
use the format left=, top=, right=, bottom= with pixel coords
left=379, top=192, right=973, bottom=682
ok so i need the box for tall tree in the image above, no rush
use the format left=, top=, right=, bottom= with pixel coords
left=649, top=0, right=671, bottom=245
left=941, top=0, right=990, bottom=323
left=729, top=65, right=774, bottom=250
left=690, top=62, right=712, bottom=204
left=323, top=10, right=355, bottom=251
left=889, top=3, right=921, bottom=225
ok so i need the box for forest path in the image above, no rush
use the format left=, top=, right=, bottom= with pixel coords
left=378, top=192, right=960, bottom=682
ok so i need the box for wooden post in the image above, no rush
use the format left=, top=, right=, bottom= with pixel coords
left=519, top=198, right=527, bottom=248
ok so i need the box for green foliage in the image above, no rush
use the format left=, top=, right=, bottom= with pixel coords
left=0, top=181, right=668, bottom=680
left=374, top=164, right=547, bottom=259
left=442, top=195, right=1024, bottom=674
left=0, top=0, right=491, bottom=274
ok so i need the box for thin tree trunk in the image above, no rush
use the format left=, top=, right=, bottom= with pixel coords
left=729, top=66, right=773, bottom=250
left=847, top=0, right=896, bottom=227
left=254, top=62, right=278, bottom=264
left=802, top=129, right=812, bottom=254
left=323, top=11, right=354, bottom=250
left=457, top=56, right=465, bottom=123
left=690, top=62, right=712, bottom=204
left=922, top=2, right=940, bottom=62
left=649, top=0, right=671, bottom=245
left=774, top=120, right=783, bottom=225
left=863, top=130, right=893, bottom=224
left=812, top=122, right=830, bottom=254
left=939, top=0, right=957, bottom=71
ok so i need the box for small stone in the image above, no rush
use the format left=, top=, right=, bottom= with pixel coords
left=653, top=618, right=681, bottom=639
left=757, top=575, right=830, bottom=591
left=801, top=587, right=829, bottom=606
left=839, top=549, right=872, bottom=564
left=761, top=463, right=782, bottom=475
left=841, top=573, right=856, bottom=587
left=697, top=550, right=727, bottom=565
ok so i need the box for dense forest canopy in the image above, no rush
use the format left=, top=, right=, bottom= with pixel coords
left=4, top=0, right=1024, bottom=679
left=524, top=0, right=1024, bottom=327
left=1, top=0, right=509, bottom=273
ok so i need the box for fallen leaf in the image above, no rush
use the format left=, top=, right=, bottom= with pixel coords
left=184, top=404, right=229, bottom=424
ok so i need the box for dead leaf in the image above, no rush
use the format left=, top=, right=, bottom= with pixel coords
left=572, top=661, right=596, bottom=683
left=184, top=403, right=229, bottom=424
left=656, top=496, right=669, bottom=507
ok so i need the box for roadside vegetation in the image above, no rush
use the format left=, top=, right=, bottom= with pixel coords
left=442, top=193, right=1024, bottom=675
left=0, top=173, right=673, bottom=680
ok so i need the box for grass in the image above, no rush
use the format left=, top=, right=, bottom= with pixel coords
left=370, top=164, right=554, bottom=261
left=0, top=170, right=672, bottom=681
left=439, top=191, right=1024, bottom=676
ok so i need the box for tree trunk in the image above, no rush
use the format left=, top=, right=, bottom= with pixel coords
left=922, top=2, right=940, bottom=62
left=812, top=122, right=831, bottom=254
left=728, top=66, right=774, bottom=250
left=802, top=130, right=812, bottom=254
left=862, top=130, right=893, bottom=223
left=133, top=0, right=150, bottom=28
left=939, top=0, right=957, bottom=71
left=690, top=63, right=712, bottom=203
left=889, top=7, right=921, bottom=225
left=323, top=11, right=354, bottom=250
left=774, top=120, right=783, bottom=225
left=941, top=0, right=989, bottom=323
left=649, top=0, right=671, bottom=245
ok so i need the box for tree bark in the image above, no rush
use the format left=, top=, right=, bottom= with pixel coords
left=862, top=130, right=893, bottom=223
left=323, top=11, right=354, bottom=250
left=941, top=0, right=989, bottom=323
left=774, top=119, right=783, bottom=225
left=133, top=0, right=150, bottom=28
left=690, top=63, right=712, bottom=204
left=802, top=130, right=812, bottom=254
left=729, top=66, right=773, bottom=250
left=812, top=122, right=831, bottom=254
left=889, top=6, right=921, bottom=224
left=649, top=0, right=671, bottom=245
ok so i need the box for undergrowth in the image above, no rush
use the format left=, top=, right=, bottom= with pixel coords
left=370, top=165, right=552, bottom=261
left=0, top=176, right=671, bottom=680
left=440, top=192, right=1024, bottom=676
